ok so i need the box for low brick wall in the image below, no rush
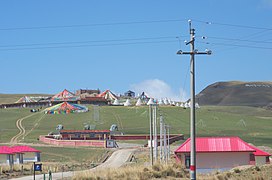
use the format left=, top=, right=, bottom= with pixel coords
left=39, top=136, right=106, bottom=147
left=112, top=134, right=184, bottom=142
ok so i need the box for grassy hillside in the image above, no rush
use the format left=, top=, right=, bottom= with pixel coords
left=0, top=94, right=52, bottom=104
left=1, top=105, right=272, bottom=148
left=197, top=81, right=272, bottom=107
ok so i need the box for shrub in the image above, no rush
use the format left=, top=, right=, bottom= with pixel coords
left=152, top=164, right=161, bottom=172
left=233, top=168, right=241, bottom=173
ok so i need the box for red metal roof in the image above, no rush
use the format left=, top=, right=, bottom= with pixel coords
left=0, top=146, right=14, bottom=154
left=175, top=137, right=256, bottom=153
left=11, top=146, right=40, bottom=153
left=247, top=145, right=271, bottom=156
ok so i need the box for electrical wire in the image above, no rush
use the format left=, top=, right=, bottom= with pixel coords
left=197, top=36, right=272, bottom=44
left=0, top=36, right=179, bottom=48
left=197, top=41, right=272, bottom=50
left=0, top=40, right=178, bottom=51
left=192, top=19, right=272, bottom=31
left=0, top=19, right=187, bottom=31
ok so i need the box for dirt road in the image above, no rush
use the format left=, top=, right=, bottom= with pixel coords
left=11, top=148, right=137, bottom=180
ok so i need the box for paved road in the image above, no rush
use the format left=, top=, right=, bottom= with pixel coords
left=11, top=148, right=136, bottom=180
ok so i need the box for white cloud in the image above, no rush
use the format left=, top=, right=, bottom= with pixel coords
left=130, top=79, right=188, bottom=101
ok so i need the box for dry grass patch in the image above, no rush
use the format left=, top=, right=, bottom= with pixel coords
left=73, top=163, right=189, bottom=180
left=199, top=164, right=272, bottom=180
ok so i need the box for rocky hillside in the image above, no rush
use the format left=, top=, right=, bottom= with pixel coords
left=196, top=81, right=272, bottom=107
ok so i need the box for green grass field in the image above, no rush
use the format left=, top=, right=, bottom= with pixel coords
left=1, top=105, right=272, bottom=148
left=0, top=94, right=51, bottom=104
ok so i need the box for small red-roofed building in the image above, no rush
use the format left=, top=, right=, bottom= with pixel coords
left=248, top=145, right=271, bottom=166
left=11, top=146, right=41, bottom=164
left=0, top=146, right=14, bottom=165
left=174, top=137, right=270, bottom=172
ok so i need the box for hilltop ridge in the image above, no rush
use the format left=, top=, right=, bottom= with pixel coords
left=196, top=81, right=272, bottom=107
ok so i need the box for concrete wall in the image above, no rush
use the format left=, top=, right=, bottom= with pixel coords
left=255, top=156, right=266, bottom=166
left=197, top=152, right=251, bottom=169
left=40, top=136, right=106, bottom=147
left=0, top=154, right=8, bottom=165
left=178, top=152, right=251, bottom=169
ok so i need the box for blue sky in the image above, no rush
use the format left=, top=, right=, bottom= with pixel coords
left=0, top=0, right=271, bottom=100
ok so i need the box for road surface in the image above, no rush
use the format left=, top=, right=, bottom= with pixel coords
left=11, top=148, right=136, bottom=180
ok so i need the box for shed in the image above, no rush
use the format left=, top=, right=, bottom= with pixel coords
left=0, top=146, right=14, bottom=165
left=11, top=146, right=41, bottom=163
left=174, top=137, right=270, bottom=172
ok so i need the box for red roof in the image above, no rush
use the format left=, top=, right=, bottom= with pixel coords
left=0, top=146, right=14, bottom=154
left=175, top=137, right=256, bottom=153
left=248, top=145, right=271, bottom=156
left=11, top=146, right=40, bottom=153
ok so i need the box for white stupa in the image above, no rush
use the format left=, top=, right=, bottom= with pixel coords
left=124, top=99, right=132, bottom=106
left=135, top=98, right=143, bottom=106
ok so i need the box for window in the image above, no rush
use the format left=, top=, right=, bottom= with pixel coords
left=249, top=153, right=255, bottom=161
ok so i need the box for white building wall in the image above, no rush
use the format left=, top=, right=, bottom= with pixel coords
left=196, top=152, right=251, bottom=169
left=0, top=154, right=8, bottom=164
left=178, top=152, right=251, bottom=169
left=255, top=156, right=266, bottom=166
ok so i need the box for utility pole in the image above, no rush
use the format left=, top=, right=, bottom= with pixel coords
left=177, top=20, right=211, bottom=180
left=167, top=125, right=170, bottom=161
left=163, top=122, right=167, bottom=162
left=153, top=105, right=158, bottom=162
left=149, top=105, right=153, bottom=166
left=160, top=115, right=163, bottom=162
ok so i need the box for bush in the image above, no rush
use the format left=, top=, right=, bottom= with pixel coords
left=233, top=168, right=241, bottom=173
left=152, top=164, right=161, bottom=172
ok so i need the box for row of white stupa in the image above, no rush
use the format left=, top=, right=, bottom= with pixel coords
left=112, top=98, right=200, bottom=108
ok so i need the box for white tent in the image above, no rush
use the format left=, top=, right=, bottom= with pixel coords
left=184, top=102, right=190, bottom=108
left=163, top=98, right=169, bottom=105
left=180, top=103, right=185, bottom=108
left=147, top=98, right=155, bottom=105
left=112, top=99, right=120, bottom=105
left=158, top=99, right=164, bottom=105
left=195, top=103, right=200, bottom=109
left=135, top=98, right=143, bottom=106
left=124, top=99, right=132, bottom=106
left=176, top=102, right=180, bottom=106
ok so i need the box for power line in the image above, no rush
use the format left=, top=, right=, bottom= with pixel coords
left=193, top=19, right=272, bottom=31
left=198, top=36, right=272, bottom=44
left=0, top=36, right=179, bottom=48
left=0, top=19, right=187, bottom=31
left=197, top=41, right=272, bottom=50
left=0, top=40, right=178, bottom=51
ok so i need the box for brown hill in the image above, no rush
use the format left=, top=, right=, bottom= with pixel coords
left=196, top=81, right=272, bottom=107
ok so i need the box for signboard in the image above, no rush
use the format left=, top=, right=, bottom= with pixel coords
left=34, top=163, right=42, bottom=171
left=106, top=140, right=116, bottom=148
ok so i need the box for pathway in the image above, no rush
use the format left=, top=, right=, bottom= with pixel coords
left=10, top=113, right=36, bottom=144
left=11, top=148, right=137, bottom=180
